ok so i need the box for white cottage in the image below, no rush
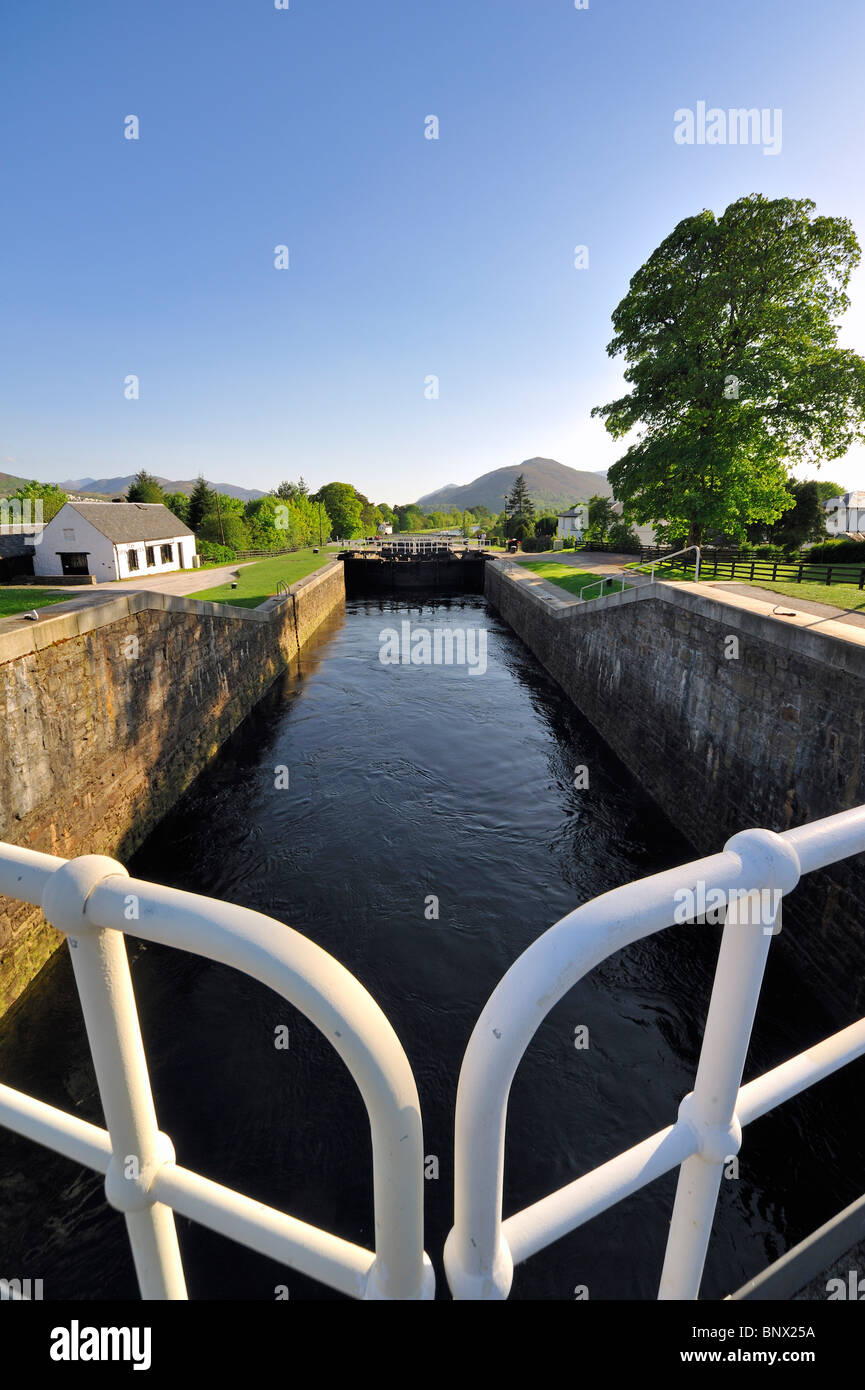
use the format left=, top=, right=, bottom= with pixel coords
left=824, top=492, right=865, bottom=538
left=34, top=502, right=196, bottom=581
left=556, top=504, right=588, bottom=542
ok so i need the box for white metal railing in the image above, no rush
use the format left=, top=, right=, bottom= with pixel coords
left=627, top=543, right=702, bottom=583
left=346, top=536, right=485, bottom=554
left=578, top=574, right=629, bottom=601
left=443, top=807, right=865, bottom=1299
left=3, top=808, right=865, bottom=1301
left=0, top=844, right=434, bottom=1301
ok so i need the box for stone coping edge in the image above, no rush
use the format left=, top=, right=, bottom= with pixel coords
left=0, top=560, right=344, bottom=667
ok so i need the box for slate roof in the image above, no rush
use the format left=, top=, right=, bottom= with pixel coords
left=62, top=502, right=194, bottom=543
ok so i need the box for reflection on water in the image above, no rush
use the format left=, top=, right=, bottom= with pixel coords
left=1, top=594, right=862, bottom=1300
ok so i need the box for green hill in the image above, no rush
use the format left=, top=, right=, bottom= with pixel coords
left=414, top=457, right=613, bottom=515
left=0, top=470, right=39, bottom=495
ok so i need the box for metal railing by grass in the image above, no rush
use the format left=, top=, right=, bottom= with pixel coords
left=578, top=575, right=629, bottom=601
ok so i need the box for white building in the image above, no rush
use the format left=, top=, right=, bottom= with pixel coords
left=556, top=504, right=588, bottom=542
left=824, top=492, right=865, bottom=537
left=34, top=502, right=196, bottom=581
left=377, top=521, right=393, bottom=535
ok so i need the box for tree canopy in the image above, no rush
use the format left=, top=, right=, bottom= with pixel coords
left=592, top=195, right=865, bottom=545
left=7, top=479, right=68, bottom=523
left=126, top=470, right=165, bottom=503
left=311, top=483, right=364, bottom=539
left=747, top=479, right=828, bottom=550
left=505, top=473, right=535, bottom=522
left=187, top=476, right=216, bottom=532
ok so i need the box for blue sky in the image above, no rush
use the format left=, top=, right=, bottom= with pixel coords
left=3, top=0, right=865, bottom=502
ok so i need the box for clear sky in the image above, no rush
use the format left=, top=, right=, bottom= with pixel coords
left=3, top=0, right=865, bottom=503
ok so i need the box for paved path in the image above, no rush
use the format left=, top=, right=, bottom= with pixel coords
left=706, top=581, right=865, bottom=631
left=65, top=561, right=254, bottom=596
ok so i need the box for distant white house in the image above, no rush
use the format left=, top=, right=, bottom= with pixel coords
left=377, top=521, right=393, bottom=536
left=824, top=492, right=865, bottom=537
left=556, top=504, right=588, bottom=542
left=34, top=502, right=196, bottom=581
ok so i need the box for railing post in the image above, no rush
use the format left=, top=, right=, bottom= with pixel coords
left=658, top=829, right=800, bottom=1300
left=42, top=857, right=188, bottom=1300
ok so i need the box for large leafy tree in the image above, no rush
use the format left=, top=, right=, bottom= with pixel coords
left=747, top=479, right=827, bottom=550
left=814, top=479, right=845, bottom=505
left=198, top=495, right=249, bottom=549
left=360, top=502, right=383, bottom=533
left=8, top=479, right=67, bottom=523
left=163, top=491, right=191, bottom=525
left=312, top=482, right=363, bottom=539
left=592, top=195, right=865, bottom=545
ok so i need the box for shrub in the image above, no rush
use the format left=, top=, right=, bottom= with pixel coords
left=606, top=519, right=641, bottom=552
left=520, top=535, right=554, bottom=553
left=196, top=539, right=238, bottom=565
left=803, top=538, right=865, bottom=565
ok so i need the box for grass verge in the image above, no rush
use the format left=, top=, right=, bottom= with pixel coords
left=521, top=562, right=631, bottom=598
left=0, top=588, right=73, bottom=618
left=190, top=549, right=330, bottom=608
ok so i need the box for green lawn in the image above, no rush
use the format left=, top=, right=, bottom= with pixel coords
left=630, top=561, right=865, bottom=611
left=0, top=588, right=72, bottom=617
left=190, top=549, right=330, bottom=609
left=521, top=562, right=631, bottom=598
left=631, top=559, right=865, bottom=584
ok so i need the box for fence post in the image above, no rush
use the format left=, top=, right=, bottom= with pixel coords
left=41, top=857, right=188, bottom=1300
left=772, top=562, right=778, bottom=581
left=750, top=562, right=755, bottom=581
left=798, top=565, right=803, bottom=583
left=658, top=829, right=800, bottom=1300
left=827, top=567, right=833, bottom=587
left=859, top=569, right=865, bottom=591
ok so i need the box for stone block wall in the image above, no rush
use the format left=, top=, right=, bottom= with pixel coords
left=0, top=561, right=345, bottom=1014
left=485, top=559, right=865, bottom=1014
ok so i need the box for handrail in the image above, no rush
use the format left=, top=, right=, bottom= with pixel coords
left=4, top=806, right=865, bottom=1300
left=444, top=809, right=865, bottom=1299
left=626, top=543, right=701, bottom=583
left=578, top=574, right=628, bottom=601
left=0, top=844, right=434, bottom=1301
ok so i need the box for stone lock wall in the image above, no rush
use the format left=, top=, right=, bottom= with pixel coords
left=0, top=561, right=345, bottom=1014
left=485, top=558, right=865, bottom=1014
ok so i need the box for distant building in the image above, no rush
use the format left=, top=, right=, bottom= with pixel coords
left=377, top=521, right=393, bottom=535
left=34, top=502, right=196, bottom=581
left=556, top=504, right=588, bottom=542
left=824, top=492, right=865, bottom=537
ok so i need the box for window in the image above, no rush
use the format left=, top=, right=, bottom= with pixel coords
left=127, top=549, right=140, bottom=571
left=145, top=546, right=156, bottom=567
left=62, top=528, right=75, bottom=542
left=161, top=543, right=173, bottom=564
left=58, top=552, right=89, bottom=576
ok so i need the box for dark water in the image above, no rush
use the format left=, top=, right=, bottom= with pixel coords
left=1, top=594, right=863, bottom=1300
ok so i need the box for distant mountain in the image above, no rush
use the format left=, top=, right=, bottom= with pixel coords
left=415, top=457, right=613, bottom=515
left=0, top=470, right=38, bottom=495
left=59, top=475, right=265, bottom=501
